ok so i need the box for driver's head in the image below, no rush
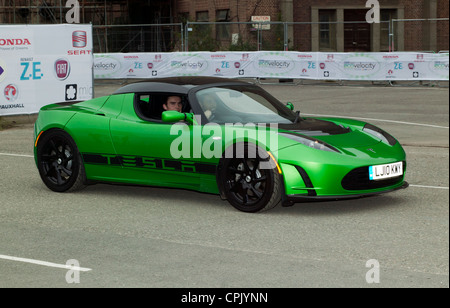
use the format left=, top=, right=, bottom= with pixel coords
left=163, top=96, right=183, bottom=112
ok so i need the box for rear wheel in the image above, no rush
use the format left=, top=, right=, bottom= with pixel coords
left=219, top=145, right=282, bottom=213
left=36, top=129, right=86, bottom=192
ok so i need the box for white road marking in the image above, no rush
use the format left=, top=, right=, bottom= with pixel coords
left=0, top=254, right=92, bottom=272
left=303, top=113, right=449, bottom=129
left=409, top=184, right=449, bottom=190
left=0, top=152, right=34, bottom=158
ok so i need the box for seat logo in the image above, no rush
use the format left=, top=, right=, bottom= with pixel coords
left=72, top=31, right=86, bottom=48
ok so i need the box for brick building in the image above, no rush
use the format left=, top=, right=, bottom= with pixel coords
left=291, top=0, right=449, bottom=52
left=1, top=0, right=448, bottom=52
left=174, top=0, right=449, bottom=52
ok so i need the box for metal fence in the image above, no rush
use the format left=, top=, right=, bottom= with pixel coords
left=184, top=21, right=392, bottom=52
left=4, top=18, right=444, bottom=54
left=184, top=20, right=449, bottom=53
left=391, top=18, right=449, bottom=53
left=93, top=23, right=184, bottom=53
left=184, top=21, right=288, bottom=52
left=91, top=19, right=448, bottom=54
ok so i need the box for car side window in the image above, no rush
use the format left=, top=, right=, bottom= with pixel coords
left=135, top=94, right=191, bottom=122
left=135, top=94, right=164, bottom=121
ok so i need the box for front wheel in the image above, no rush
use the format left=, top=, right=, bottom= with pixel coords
left=36, top=129, right=86, bottom=192
left=218, top=145, right=282, bottom=213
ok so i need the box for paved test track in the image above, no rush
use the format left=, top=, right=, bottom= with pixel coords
left=0, top=81, right=448, bottom=288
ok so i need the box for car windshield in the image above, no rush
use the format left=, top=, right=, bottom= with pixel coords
left=195, top=86, right=297, bottom=124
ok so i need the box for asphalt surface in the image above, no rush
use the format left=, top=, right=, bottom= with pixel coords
left=0, top=80, right=448, bottom=289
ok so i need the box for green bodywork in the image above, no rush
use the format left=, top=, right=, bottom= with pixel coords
left=34, top=90, right=407, bottom=199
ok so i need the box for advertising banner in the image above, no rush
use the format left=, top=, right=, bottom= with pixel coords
left=0, top=24, right=93, bottom=116
left=94, top=51, right=449, bottom=82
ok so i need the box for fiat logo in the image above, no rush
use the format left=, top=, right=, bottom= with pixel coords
left=54, top=58, right=71, bottom=80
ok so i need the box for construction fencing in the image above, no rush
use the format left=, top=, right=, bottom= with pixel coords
left=91, top=19, right=449, bottom=54
left=93, top=51, right=449, bottom=81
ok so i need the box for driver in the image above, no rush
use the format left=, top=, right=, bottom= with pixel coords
left=163, top=95, right=183, bottom=113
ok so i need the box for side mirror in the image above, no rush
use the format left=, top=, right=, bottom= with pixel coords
left=162, top=111, right=195, bottom=124
left=286, top=102, right=294, bottom=111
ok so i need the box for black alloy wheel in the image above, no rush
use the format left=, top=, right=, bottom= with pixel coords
left=37, top=129, right=86, bottom=192
left=220, top=145, right=282, bottom=213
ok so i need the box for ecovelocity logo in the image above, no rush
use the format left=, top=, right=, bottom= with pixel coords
left=171, top=61, right=205, bottom=69
left=258, top=60, right=291, bottom=68
left=344, top=62, right=377, bottom=71
left=93, top=56, right=121, bottom=78
left=341, top=54, right=381, bottom=79
left=169, top=54, right=209, bottom=76
left=433, top=61, right=449, bottom=70
left=254, top=52, right=295, bottom=76
left=429, top=59, right=449, bottom=79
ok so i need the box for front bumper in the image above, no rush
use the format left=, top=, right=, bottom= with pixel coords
left=282, top=181, right=409, bottom=206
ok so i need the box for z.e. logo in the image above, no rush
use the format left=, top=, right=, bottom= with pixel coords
left=394, top=62, right=403, bottom=70
left=20, top=61, right=43, bottom=80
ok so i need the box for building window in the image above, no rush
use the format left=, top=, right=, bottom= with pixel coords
left=319, top=10, right=337, bottom=51
left=380, top=9, right=397, bottom=51
left=196, top=11, right=209, bottom=22
left=216, top=9, right=230, bottom=40
left=178, top=12, right=189, bottom=23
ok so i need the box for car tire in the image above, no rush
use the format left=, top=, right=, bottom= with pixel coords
left=218, top=144, right=282, bottom=213
left=36, top=129, right=86, bottom=193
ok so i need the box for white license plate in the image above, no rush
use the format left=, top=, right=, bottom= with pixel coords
left=369, top=162, right=403, bottom=180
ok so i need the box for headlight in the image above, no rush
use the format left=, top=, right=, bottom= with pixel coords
left=363, top=124, right=397, bottom=146
left=279, top=133, right=340, bottom=153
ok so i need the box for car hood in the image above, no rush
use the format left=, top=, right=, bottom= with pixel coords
left=278, top=118, right=380, bottom=148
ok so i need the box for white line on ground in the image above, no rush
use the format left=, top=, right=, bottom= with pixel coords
left=409, top=184, right=449, bottom=190
left=0, top=254, right=92, bottom=272
left=0, top=152, right=34, bottom=158
left=303, top=113, right=449, bottom=129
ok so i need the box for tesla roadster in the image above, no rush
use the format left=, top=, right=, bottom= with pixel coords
left=34, top=77, right=408, bottom=212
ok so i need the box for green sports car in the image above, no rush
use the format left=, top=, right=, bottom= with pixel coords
left=34, top=77, right=408, bottom=212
